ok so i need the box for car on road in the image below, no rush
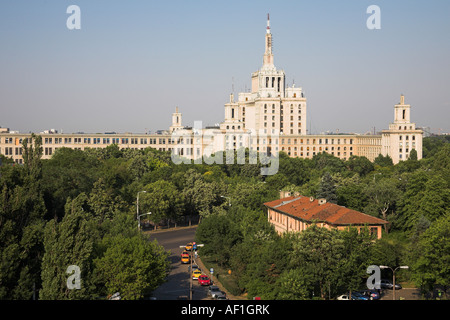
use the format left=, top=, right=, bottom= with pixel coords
left=380, top=279, right=402, bottom=290
left=181, top=251, right=190, bottom=264
left=351, top=292, right=369, bottom=300
left=188, top=264, right=199, bottom=272
left=198, top=275, right=212, bottom=286
left=361, top=289, right=380, bottom=300
left=337, top=294, right=351, bottom=300
left=208, top=285, right=221, bottom=299
left=185, top=243, right=193, bottom=251
left=215, top=291, right=227, bottom=300
left=192, top=269, right=202, bottom=280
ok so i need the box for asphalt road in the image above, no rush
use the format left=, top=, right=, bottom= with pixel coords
left=148, top=226, right=211, bottom=300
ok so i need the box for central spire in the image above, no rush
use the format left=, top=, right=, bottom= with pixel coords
left=263, top=13, right=274, bottom=66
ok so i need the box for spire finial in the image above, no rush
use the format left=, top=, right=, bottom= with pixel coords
left=266, top=13, right=271, bottom=33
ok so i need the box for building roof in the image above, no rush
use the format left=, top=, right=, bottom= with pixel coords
left=264, top=195, right=388, bottom=226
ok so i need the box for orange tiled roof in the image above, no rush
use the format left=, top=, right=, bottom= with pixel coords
left=264, top=195, right=388, bottom=226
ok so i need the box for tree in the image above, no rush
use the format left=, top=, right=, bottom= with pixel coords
left=374, top=154, right=394, bottom=167
left=397, top=171, right=449, bottom=231
left=41, top=147, right=100, bottom=220
left=316, top=172, right=337, bottom=204
left=22, top=133, right=43, bottom=181
left=275, top=269, right=314, bottom=300
left=182, top=169, right=224, bottom=218
left=87, top=178, right=127, bottom=224
left=40, top=194, right=96, bottom=299
left=346, top=155, right=374, bottom=176
left=0, top=134, right=46, bottom=299
left=195, top=214, right=242, bottom=267
left=336, top=174, right=367, bottom=212
left=409, top=149, right=418, bottom=161
left=93, top=233, right=170, bottom=300
left=290, top=225, right=344, bottom=299
left=364, top=178, right=400, bottom=230
left=140, top=180, right=184, bottom=224
left=411, top=215, right=450, bottom=297
left=337, top=227, right=375, bottom=298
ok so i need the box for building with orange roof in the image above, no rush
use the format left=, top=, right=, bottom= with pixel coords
left=264, top=191, right=388, bottom=239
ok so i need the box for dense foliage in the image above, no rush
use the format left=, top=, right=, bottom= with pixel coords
left=0, top=135, right=448, bottom=299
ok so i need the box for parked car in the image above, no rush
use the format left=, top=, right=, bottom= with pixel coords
left=380, top=279, right=402, bottom=290
left=208, top=285, right=221, bottom=298
left=361, top=289, right=380, bottom=300
left=337, top=294, right=351, bottom=300
left=192, top=269, right=202, bottom=280
left=198, top=275, right=212, bottom=286
left=215, top=291, right=227, bottom=300
left=351, top=292, right=369, bottom=300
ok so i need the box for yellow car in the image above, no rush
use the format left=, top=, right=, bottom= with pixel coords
left=181, top=251, right=190, bottom=264
left=192, top=269, right=202, bottom=280
left=185, top=243, right=193, bottom=251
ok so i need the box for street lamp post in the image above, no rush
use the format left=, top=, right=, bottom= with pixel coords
left=380, top=265, right=409, bottom=300
left=137, top=191, right=147, bottom=230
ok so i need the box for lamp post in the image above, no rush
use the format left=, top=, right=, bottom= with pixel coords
left=137, top=191, right=147, bottom=230
left=380, top=265, right=409, bottom=300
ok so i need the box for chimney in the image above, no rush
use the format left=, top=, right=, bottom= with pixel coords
left=310, top=196, right=314, bottom=202
left=318, top=198, right=327, bottom=205
left=280, top=190, right=291, bottom=199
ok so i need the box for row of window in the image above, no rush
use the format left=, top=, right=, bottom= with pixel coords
left=398, top=125, right=414, bottom=130
left=399, top=135, right=416, bottom=141
left=264, top=115, right=302, bottom=121
left=39, top=137, right=177, bottom=145
left=281, top=138, right=354, bottom=145
left=1, top=147, right=21, bottom=156
left=0, top=137, right=34, bottom=144
left=283, top=149, right=353, bottom=158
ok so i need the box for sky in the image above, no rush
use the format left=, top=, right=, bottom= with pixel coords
left=1, top=0, right=449, bottom=135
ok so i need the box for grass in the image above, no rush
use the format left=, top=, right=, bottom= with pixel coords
left=201, top=255, right=242, bottom=297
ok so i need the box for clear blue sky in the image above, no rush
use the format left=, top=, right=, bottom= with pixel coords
left=1, top=0, right=449, bottom=134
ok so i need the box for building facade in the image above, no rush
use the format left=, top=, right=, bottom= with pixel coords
left=0, top=16, right=422, bottom=166
left=264, top=191, right=388, bottom=239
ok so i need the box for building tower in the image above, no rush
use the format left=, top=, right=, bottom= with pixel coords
left=381, top=94, right=423, bottom=164
left=220, top=14, right=307, bottom=143
left=169, top=106, right=183, bottom=132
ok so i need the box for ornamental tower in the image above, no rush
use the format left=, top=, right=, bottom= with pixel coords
left=381, top=94, right=423, bottom=163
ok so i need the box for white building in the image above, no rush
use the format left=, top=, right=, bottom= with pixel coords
left=0, top=15, right=422, bottom=166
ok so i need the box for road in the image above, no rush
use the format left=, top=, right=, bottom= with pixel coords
left=148, top=226, right=211, bottom=300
